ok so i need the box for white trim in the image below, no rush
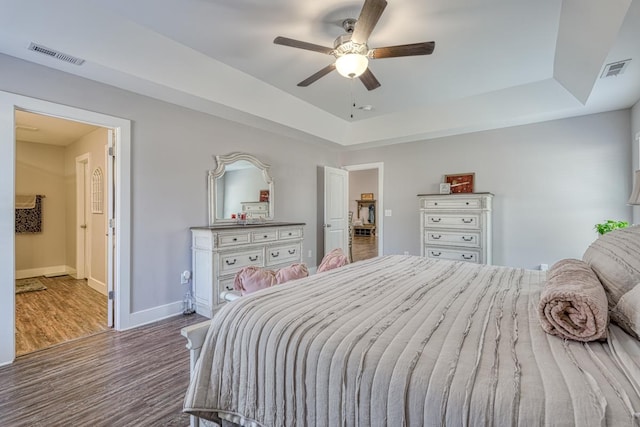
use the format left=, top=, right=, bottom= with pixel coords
left=16, top=265, right=76, bottom=280
left=125, top=301, right=185, bottom=331
left=343, top=162, right=384, bottom=257
left=0, top=90, right=132, bottom=365
left=88, top=277, right=107, bottom=295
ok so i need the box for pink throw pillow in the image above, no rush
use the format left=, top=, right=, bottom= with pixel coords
left=233, top=266, right=276, bottom=296
left=317, top=248, right=350, bottom=273
left=275, top=263, right=309, bottom=285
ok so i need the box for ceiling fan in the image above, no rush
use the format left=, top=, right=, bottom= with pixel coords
left=273, top=0, right=435, bottom=91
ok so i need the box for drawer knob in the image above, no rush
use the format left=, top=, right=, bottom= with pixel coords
left=249, top=255, right=258, bottom=261
left=431, top=218, right=441, bottom=223
left=263, top=235, right=268, bottom=239
left=431, top=251, right=442, bottom=257
left=462, top=254, right=474, bottom=260
left=288, top=249, right=296, bottom=255
left=434, top=202, right=438, bottom=205
left=288, top=232, right=293, bottom=236
left=461, top=218, right=473, bottom=224
left=431, top=234, right=442, bottom=240
left=225, top=285, right=233, bottom=290
left=225, top=258, right=237, bottom=265
left=462, top=236, right=473, bottom=241
left=232, top=237, right=238, bottom=242
left=466, top=202, right=470, bottom=205
left=271, top=251, right=280, bottom=258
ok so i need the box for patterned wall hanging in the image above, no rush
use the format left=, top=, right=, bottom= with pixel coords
left=91, top=167, right=104, bottom=214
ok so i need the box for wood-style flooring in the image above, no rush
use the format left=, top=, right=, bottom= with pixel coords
left=15, top=275, right=108, bottom=356
left=352, top=235, right=378, bottom=262
left=0, top=313, right=207, bottom=427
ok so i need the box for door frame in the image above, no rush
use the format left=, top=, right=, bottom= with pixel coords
left=75, top=153, right=91, bottom=280
left=0, top=90, right=131, bottom=365
left=343, top=162, right=384, bottom=257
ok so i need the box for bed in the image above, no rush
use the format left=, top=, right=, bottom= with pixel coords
left=183, top=254, right=640, bottom=426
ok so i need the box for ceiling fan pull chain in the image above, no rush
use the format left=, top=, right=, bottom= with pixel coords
left=350, top=79, right=355, bottom=119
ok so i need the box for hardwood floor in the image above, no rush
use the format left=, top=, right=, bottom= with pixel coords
left=352, top=235, right=378, bottom=262
left=0, top=313, right=207, bottom=427
left=15, top=275, right=108, bottom=356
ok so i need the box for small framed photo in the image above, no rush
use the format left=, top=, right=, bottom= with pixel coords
left=439, top=183, right=451, bottom=194
left=360, top=193, right=374, bottom=201
left=259, top=189, right=270, bottom=202
left=444, top=173, right=475, bottom=193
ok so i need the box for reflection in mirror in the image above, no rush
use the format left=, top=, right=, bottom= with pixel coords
left=208, top=153, right=274, bottom=225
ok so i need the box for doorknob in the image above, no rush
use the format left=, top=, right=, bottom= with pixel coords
left=324, top=224, right=332, bottom=228
left=80, top=224, right=87, bottom=229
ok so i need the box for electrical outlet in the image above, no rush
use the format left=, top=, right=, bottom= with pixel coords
left=181, top=270, right=191, bottom=284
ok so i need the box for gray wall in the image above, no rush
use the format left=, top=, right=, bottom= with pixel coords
left=0, top=54, right=341, bottom=315
left=341, top=111, right=633, bottom=269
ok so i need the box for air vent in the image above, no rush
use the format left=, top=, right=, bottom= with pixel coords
left=600, top=59, right=631, bottom=78
left=28, top=42, right=85, bottom=65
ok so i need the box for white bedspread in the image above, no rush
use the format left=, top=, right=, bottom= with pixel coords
left=184, top=255, right=640, bottom=426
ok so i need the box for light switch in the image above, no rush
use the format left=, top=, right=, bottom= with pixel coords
left=384, top=209, right=392, bottom=217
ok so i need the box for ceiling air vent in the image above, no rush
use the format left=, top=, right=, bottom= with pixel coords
left=28, top=42, right=85, bottom=65
left=600, top=59, right=631, bottom=78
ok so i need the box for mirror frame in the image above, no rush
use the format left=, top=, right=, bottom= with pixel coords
left=208, top=152, right=275, bottom=225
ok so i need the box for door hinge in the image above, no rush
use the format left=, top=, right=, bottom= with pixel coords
left=109, top=218, right=116, bottom=229
left=108, top=146, right=115, bottom=157
left=108, top=290, right=114, bottom=300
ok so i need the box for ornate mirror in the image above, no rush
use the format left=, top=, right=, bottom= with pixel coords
left=208, top=152, right=274, bottom=225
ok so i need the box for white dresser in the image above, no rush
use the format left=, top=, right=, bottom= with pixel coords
left=191, top=222, right=305, bottom=317
left=418, top=193, right=493, bottom=264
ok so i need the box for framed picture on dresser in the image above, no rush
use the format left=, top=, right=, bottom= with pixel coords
left=444, top=173, right=475, bottom=193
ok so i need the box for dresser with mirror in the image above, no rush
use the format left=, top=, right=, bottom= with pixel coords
left=191, top=152, right=304, bottom=318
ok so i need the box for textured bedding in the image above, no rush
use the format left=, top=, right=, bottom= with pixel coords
left=184, top=255, right=640, bottom=426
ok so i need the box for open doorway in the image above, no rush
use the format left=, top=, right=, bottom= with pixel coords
left=344, top=163, right=384, bottom=262
left=14, top=110, right=111, bottom=355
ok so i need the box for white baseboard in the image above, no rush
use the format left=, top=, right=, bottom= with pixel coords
left=123, top=301, right=186, bottom=331
left=87, top=277, right=107, bottom=295
left=16, top=265, right=75, bottom=279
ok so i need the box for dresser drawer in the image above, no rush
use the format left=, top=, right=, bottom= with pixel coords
left=278, top=228, right=302, bottom=240
left=252, top=230, right=278, bottom=243
left=218, top=232, right=251, bottom=247
left=266, top=243, right=301, bottom=266
left=425, top=230, right=481, bottom=248
left=425, top=247, right=480, bottom=263
left=219, top=250, right=263, bottom=275
left=424, top=213, right=479, bottom=229
left=421, top=197, right=482, bottom=210
left=218, top=276, right=236, bottom=295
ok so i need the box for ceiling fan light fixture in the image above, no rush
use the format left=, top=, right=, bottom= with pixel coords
left=335, top=53, right=369, bottom=78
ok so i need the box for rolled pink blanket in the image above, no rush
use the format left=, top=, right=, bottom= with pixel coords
left=538, top=259, right=608, bottom=342
left=275, top=263, right=309, bottom=285
left=233, top=266, right=276, bottom=296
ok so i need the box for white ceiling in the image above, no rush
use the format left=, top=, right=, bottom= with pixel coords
left=1, top=0, right=639, bottom=147
left=15, top=110, right=99, bottom=146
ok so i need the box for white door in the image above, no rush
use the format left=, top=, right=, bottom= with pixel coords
left=75, top=154, right=90, bottom=279
left=106, top=130, right=115, bottom=327
left=323, top=166, right=348, bottom=255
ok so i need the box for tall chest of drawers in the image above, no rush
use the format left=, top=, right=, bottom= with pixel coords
left=191, top=222, right=305, bottom=318
left=418, top=193, right=493, bottom=264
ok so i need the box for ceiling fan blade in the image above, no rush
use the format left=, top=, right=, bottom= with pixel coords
left=370, top=41, right=435, bottom=59
left=273, top=36, right=334, bottom=55
left=297, top=63, right=336, bottom=87
left=359, top=68, right=381, bottom=91
left=351, top=0, right=388, bottom=45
